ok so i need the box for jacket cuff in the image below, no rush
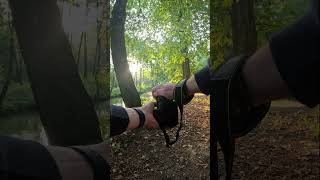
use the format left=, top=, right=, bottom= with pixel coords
left=110, top=105, right=129, bottom=137
left=194, top=66, right=211, bottom=95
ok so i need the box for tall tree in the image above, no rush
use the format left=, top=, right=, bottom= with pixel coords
left=111, top=0, right=141, bottom=107
left=14, top=40, right=23, bottom=84
left=83, top=1, right=89, bottom=79
left=0, top=15, right=14, bottom=109
left=9, top=0, right=102, bottom=146
left=84, top=32, right=88, bottom=78
left=182, top=58, right=191, bottom=79
left=231, top=0, right=257, bottom=55
left=181, top=47, right=191, bottom=79
left=77, top=32, right=84, bottom=66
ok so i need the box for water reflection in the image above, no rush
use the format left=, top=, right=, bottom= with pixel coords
left=0, top=103, right=110, bottom=144
left=0, top=112, right=44, bottom=142
left=0, top=93, right=153, bottom=144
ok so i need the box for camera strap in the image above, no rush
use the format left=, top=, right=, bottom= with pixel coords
left=154, top=78, right=193, bottom=147
left=153, top=96, right=181, bottom=147
left=160, top=79, right=194, bottom=147
left=160, top=103, right=183, bottom=147
left=210, top=56, right=271, bottom=179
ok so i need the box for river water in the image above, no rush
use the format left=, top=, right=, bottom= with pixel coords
left=0, top=102, right=110, bottom=145
left=0, top=92, right=154, bottom=145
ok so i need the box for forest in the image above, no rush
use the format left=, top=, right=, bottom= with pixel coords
left=0, top=0, right=310, bottom=114
left=0, top=0, right=318, bottom=179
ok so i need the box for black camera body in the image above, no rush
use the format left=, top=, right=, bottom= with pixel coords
left=152, top=80, right=193, bottom=147
left=153, top=96, right=181, bottom=147
left=153, top=96, right=178, bottom=128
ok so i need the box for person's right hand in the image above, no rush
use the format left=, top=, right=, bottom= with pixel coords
left=151, top=83, right=175, bottom=100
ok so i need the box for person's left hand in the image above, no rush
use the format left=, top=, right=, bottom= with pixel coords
left=141, top=102, right=159, bottom=129
left=152, top=83, right=176, bottom=100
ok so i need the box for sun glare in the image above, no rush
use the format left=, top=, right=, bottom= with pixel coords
left=129, top=61, right=141, bottom=74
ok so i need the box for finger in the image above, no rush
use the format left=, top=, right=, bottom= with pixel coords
left=151, top=84, right=161, bottom=92
left=155, top=89, right=165, bottom=97
left=152, top=91, right=158, bottom=98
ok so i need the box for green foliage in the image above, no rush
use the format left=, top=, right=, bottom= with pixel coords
left=123, top=0, right=210, bottom=82
left=255, top=0, right=309, bottom=45
left=210, top=0, right=309, bottom=66
left=1, top=83, right=35, bottom=114
left=210, top=1, right=232, bottom=66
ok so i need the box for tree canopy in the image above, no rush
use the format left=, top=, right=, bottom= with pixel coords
left=114, top=0, right=210, bottom=82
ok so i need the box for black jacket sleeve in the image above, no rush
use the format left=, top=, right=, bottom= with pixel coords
left=194, top=66, right=211, bottom=95
left=270, top=2, right=319, bottom=108
left=110, top=105, right=129, bottom=137
left=0, top=136, right=61, bottom=180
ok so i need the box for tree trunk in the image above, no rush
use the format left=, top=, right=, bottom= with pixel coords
left=231, top=0, right=257, bottom=55
left=77, top=32, right=84, bottom=67
left=14, top=37, right=23, bottom=84
left=0, top=17, right=14, bottom=109
left=110, top=0, right=141, bottom=107
left=93, top=0, right=101, bottom=76
left=83, top=32, right=88, bottom=78
left=94, top=0, right=104, bottom=99
left=83, top=1, right=89, bottom=79
left=139, top=67, right=142, bottom=92
left=104, top=0, right=111, bottom=101
left=182, top=57, right=191, bottom=79
left=16, top=49, right=23, bottom=84
left=9, top=0, right=102, bottom=146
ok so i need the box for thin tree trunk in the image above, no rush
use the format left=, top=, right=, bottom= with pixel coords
left=83, top=1, right=89, bottom=79
left=16, top=48, right=23, bottom=84
left=110, top=0, right=141, bottom=107
left=69, top=33, right=74, bottom=56
left=231, top=0, right=257, bottom=55
left=105, top=0, right=111, bottom=101
left=77, top=32, right=84, bottom=66
left=83, top=32, right=88, bottom=78
left=0, top=16, right=14, bottom=109
left=9, top=0, right=102, bottom=146
left=139, top=67, right=142, bottom=92
left=93, top=0, right=100, bottom=76
left=94, top=1, right=103, bottom=98
left=150, top=62, right=155, bottom=86
left=93, top=34, right=102, bottom=77
left=14, top=39, right=21, bottom=83
left=182, top=57, right=191, bottom=79
left=110, top=70, right=115, bottom=92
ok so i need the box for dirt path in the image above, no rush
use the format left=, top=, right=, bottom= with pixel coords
left=111, top=95, right=319, bottom=180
